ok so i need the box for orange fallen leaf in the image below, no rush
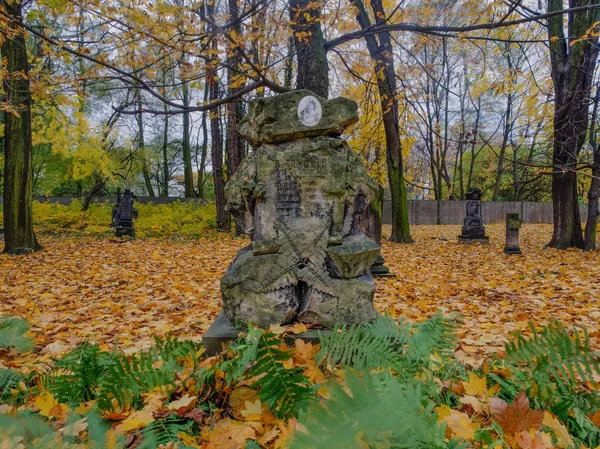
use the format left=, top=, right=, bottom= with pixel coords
left=489, top=391, right=544, bottom=434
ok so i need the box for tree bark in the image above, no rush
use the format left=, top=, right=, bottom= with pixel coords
left=197, top=82, right=209, bottom=199
left=182, top=81, right=194, bottom=197
left=207, top=1, right=230, bottom=231
left=2, top=0, right=42, bottom=254
left=289, top=0, right=329, bottom=97
left=351, top=0, right=412, bottom=243
left=162, top=97, right=170, bottom=196
left=227, top=0, right=245, bottom=177
left=137, top=89, right=155, bottom=197
left=547, top=0, right=600, bottom=249
left=585, top=83, right=600, bottom=250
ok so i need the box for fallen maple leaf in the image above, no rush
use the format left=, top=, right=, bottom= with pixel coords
left=167, top=394, right=197, bottom=414
left=515, top=429, right=551, bottom=449
left=489, top=391, right=544, bottom=434
left=35, top=392, right=70, bottom=421
left=437, top=405, right=478, bottom=440
left=200, top=417, right=256, bottom=449
left=60, top=417, right=88, bottom=438
left=269, top=324, right=287, bottom=335
left=241, top=399, right=263, bottom=421
left=463, top=373, right=487, bottom=397
left=543, top=411, right=574, bottom=448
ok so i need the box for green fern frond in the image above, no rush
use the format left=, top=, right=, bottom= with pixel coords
left=46, top=342, right=111, bottom=406
left=219, top=325, right=262, bottom=385
left=504, top=322, right=600, bottom=397
left=407, top=313, right=460, bottom=363
left=317, top=315, right=409, bottom=372
left=0, top=368, right=25, bottom=404
left=249, top=332, right=315, bottom=419
left=245, top=439, right=262, bottom=449
left=317, top=314, right=460, bottom=377
left=290, top=370, right=448, bottom=449
left=0, top=316, right=33, bottom=352
left=138, top=415, right=194, bottom=448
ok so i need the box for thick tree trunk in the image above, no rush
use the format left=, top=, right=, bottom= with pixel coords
left=207, top=1, right=230, bottom=231
left=547, top=0, right=600, bottom=249
left=584, top=83, right=600, bottom=250
left=2, top=0, right=41, bottom=254
left=289, top=0, right=329, bottom=97
left=227, top=0, right=245, bottom=177
left=351, top=0, right=412, bottom=243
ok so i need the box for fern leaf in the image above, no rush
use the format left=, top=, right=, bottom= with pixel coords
left=290, top=370, right=447, bottom=449
left=249, top=332, right=315, bottom=419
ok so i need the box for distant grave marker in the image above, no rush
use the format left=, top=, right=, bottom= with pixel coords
left=111, top=182, right=137, bottom=238
left=504, top=213, right=522, bottom=254
left=458, top=187, right=489, bottom=243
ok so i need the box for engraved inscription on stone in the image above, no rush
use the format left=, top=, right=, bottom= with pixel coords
left=297, top=96, right=322, bottom=127
left=286, top=154, right=329, bottom=177
left=275, top=169, right=301, bottom=219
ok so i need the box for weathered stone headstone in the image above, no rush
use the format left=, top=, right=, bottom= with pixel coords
left=220, top=90, right=381, bottom=328
left=112, top=183, right=137, bottom=238
left=504, top=213, right=522, bottom=254
left=458, top=187, right=489, bottom=243
left=357, top=185, right=393, bottom=277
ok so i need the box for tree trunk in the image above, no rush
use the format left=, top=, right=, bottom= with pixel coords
left=585, top=83, right=600, bottom=250
left=81, top=175, right=106, bottom=212
left=2, top=0, right=41, bottom=254
left=289, top=0, right=329, bottom=97
left=227, top=0, right=245, bottom=177
left=137, top=89, right=155, bottom=197
left=162, top=99, right=170, bottom=196
left=182, top=82, right=194, bottom=197
left=351, top=0, right=412, bottom=243
left=197, top=83, right=209, bottom=199
left=493, top=91, right=513, bottom=201
left=547, top=0, right=600, bottom=249
left=207, top=1, right=230, bottom=231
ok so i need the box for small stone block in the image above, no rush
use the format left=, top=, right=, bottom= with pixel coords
left=202, top=312, right=331, bottom=356
left=458, top=236, right=490, bottom=244
left=504, top=246, right=522, bottom=254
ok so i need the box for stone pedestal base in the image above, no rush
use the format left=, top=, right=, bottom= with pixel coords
left=458, top=236, right=490, bottom=244
left=504, top=246, right=522, bottom=254
left=202, top=312, right=331, bottom=356
left=370, top=256, right=395, bottom=277
left=116, top=227, right=135, bottom=238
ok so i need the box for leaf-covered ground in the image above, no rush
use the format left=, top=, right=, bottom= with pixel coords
left=2, top=224, right=600, bottom=449
left=1, top=223, right=599, bottom=371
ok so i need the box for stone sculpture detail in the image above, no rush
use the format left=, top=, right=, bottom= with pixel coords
left=221, top=90, right=381, bottom=328
left=458, top=187, right=489, bottom=242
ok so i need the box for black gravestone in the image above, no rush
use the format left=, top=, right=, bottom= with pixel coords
left=112, top=183, right=137, bottom=238
left=458, top=188, right=489, bottom=243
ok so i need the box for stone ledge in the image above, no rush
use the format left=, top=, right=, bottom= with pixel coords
left=458, top=236, right=490, bottom=244
left=202, top=311, right=331, bottom=356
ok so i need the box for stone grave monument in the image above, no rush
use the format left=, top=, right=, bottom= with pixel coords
left=504, top=213, right=522, bottom=254
left=204, top=90, right=382, bottom=351
left=111, top=182, right=137, bottom=238
left=458, top=187, right=489, bottom=243
left=357, top=185, right=393, bottom=277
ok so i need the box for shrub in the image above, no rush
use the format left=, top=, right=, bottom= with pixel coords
left=29, top=200, right=218, bottom=239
